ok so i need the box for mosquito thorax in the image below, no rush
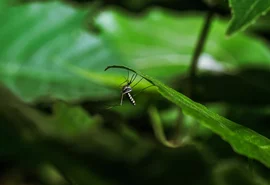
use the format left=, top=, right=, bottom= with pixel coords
left=122, top=85, right=132, bottom=94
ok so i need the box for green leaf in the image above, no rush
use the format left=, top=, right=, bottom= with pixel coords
left=1, top=3, right=270, bottom=103
left=227, top=0, right=270, bottom=35
left=96, top=9, right=270, bottom=78
left=105, top=65, right=270, bottom=168
left=0, top=1, right=119, bottom=102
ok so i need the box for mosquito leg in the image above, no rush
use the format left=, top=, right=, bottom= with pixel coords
left=119, top=79, right=128, bottom=87
left=106, top=104, right=119, bottom=109
left=131, top=77, right=143, bottom=89
left=130, top=73, right=137, bottom=84
left=106, top=103, right=124, bottom=109
left=133, top=85, right=155, bottom=97
left=106, top=92, right=125, bottom=109
left=127, top=70, right=129, bottom=82
left=130, top=73, right=135, bottom=83
left=120, top=93, right=124, bottom=105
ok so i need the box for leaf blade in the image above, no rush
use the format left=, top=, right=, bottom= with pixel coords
left=105, top=65, right=270, bottom=168
left=96, top=9, right=270, bottom=76
left=0, top=1, right=119, bottom=102
left=227, top=0, right=270, bottom=35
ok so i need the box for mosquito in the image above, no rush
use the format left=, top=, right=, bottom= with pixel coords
left=105, top=65, right=154, bottom=107
left=120, top=71, right=143, bottom=106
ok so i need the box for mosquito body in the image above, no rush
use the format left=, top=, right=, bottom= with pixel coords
left=105, top=65, right=155, bottom=108
left=121, top=84, right=136, bottom=106
left=120, top=73, right=138, bottom=106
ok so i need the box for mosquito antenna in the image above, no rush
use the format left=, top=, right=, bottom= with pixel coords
left=133, top=85, right=155, bottom=97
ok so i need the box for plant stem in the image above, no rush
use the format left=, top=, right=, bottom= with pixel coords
left=187, top=9, right=215, bottom=98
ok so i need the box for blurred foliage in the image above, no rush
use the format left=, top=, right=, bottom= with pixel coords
left=0, top=0, right=270, bottom=185
left=95, top=9, right=270, bottom=76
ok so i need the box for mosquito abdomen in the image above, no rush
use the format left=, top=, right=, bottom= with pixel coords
left=127, top=93, right=136, bottom=106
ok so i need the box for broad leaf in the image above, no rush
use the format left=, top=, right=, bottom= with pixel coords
left=227, top=0, right=270, bottom=35
left=105, top=65, right=270, bottom=168
left=0, top=1, right=119, bottom=102
left=95, top=9, right=270, bottom=79
left=1, top=2, right=270, bottom=103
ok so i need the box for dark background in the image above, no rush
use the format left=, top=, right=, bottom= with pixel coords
left=1, top=0, right=270, bottom=185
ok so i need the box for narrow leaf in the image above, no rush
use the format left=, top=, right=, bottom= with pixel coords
left=105, top=65, right=270, bottom=168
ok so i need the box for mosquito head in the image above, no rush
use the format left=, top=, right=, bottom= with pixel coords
left=127, top=81, right=132, bottom=85
left=122, top=85, right=132, bottom=94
